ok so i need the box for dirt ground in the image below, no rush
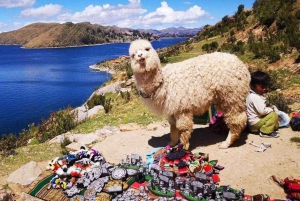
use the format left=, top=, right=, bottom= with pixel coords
left=92, top=123, right=300, bottom=200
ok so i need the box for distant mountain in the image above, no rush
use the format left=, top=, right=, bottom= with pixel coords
left=0, top=22, right=201, bottom=48
left=138, top=26, right=203, bottom=37
left=0, top=22, right=158, bottom=48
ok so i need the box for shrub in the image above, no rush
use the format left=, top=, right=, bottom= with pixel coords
left=266, top=50, right=280, bottom=63
left=236, top=4, right=244, bottom=15
left=120, top=91, right=131, bottom=103
left=87, top=94, right=113, bottom=113
left=37, top=107, right=77, bottom=142
left=0, top=133, right=18, bottom=156
left=290, top=137, right=300, bottom=143
left=60, top=136, right=72, bottom=155
left=87, top=94, right=106, bottom=109
left=103, top=97, right=112, bottom=113
left=125, top=63, right=133, bottom=79
left=296, top=10, right=300, bottom=20
left=17, top=123, right=38, bottom=147
left=29, top=138, right=40, bottom=145
left=266, top=92, right=291, bottom=113
left=267, top=70, right=283, bottom=91
left=202, top=42, right=218, bottom=53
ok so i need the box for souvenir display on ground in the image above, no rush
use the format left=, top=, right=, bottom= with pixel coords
left=24, top=143, right=300, bottom=201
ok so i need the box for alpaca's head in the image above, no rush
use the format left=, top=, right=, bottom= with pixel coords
left=129, top=39, right=161, bottom=73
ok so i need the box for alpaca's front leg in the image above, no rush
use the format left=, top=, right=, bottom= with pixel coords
left=176, top=112, right=193, bottom=150
left=168, top=115, right=179, bottom=146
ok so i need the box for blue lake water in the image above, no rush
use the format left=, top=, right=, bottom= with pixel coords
left=0, top=38, right=186, bottom=136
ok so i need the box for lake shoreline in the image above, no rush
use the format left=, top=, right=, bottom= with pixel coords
left=0, top=38, right=187, bottom=136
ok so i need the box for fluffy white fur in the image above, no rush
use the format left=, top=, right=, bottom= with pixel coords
left=129, top=39, right=250, bottom=149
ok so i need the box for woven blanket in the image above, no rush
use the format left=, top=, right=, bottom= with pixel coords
left=25, top=171, right=70, bottom=201
left=24, top=170, right=136, bottom=201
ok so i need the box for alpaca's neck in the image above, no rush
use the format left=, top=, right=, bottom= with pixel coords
left=134, top=68, right=164, bottom=98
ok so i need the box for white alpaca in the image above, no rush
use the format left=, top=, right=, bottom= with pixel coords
left=129, top=39, right=250, bottom=149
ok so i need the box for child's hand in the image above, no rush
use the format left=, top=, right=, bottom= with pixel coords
left=271, top=105, right=279, bottom=112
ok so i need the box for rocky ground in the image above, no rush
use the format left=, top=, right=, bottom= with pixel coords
left=2, top=121, right=299, bottom=201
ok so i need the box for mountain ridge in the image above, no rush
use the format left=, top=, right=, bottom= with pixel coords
left=0, top=22, right=201, bottom=48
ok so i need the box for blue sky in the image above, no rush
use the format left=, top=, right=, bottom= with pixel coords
left=0, top=0, right=256, bottom=33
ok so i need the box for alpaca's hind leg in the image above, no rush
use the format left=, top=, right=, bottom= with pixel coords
left=175, top=112, right=193, bottom=150
left=168, top=115, right=180, bottom=147
left=219, top=111, right=247, bottom=149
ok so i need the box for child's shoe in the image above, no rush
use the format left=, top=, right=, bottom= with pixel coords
left=259, top=131, right=280, bottom=138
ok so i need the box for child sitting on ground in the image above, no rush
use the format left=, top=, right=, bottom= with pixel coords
left=246, top=71, right=280, bottom=138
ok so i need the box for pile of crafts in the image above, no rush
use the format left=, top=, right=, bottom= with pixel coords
left=45, top=144, right=247, bottom=201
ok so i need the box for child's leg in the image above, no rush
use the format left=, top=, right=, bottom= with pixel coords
left=250, top=111, right=279, bottom=134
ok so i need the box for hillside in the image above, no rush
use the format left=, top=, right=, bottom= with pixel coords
left=0, top=22, right=157, bottom=48
left=0, top=23, right=201, bottom=48
left=193, top=0, right=300, bottom=69
left=138, top=26, right=203, bottom=37
left=189, top=0, right=300, bottom=101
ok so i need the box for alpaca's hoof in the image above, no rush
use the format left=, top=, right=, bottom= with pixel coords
left=218, top=141, right=230, bottom=149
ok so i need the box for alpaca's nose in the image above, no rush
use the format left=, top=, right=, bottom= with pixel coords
left=138, top=53, right=143, bottom=57
left=137, top=50, right=144, bottom=58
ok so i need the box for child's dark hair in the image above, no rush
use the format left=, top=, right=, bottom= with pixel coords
left=250, top=70, right=270, bottom=86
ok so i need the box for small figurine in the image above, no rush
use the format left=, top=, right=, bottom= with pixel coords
left=59, top=180, right=73, bottom=189
left=126, top=155, right=130, bottom=165
left=48, top=175, right=61, bottom=189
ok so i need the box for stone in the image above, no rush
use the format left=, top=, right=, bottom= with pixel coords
left=6, top=161, right=42, bottom=186
left=87, top=105, right=104, bottom=118
left=119, top=88, right=131, bottom=93
left=125, top=78, right=134, bottom=86
left=91, top=81, right=124, bottom=96
left=74, top=105, right=88, bottom=123
left=66, top=142, right=84, bottom=152
left=17, top=192, right=43, bottom=201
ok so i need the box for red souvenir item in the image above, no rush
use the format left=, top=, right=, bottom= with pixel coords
left=286, top=183, right=300, bottom=193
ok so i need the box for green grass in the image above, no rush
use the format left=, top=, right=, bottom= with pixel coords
left=0, top=142, right=62, bottom=176
left=270, top=69, right=300, bottom=89
left=72, top=95, right=164, bottom=133
left=290, top=137, right=300, bottom=143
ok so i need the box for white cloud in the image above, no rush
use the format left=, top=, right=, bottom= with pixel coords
left=0, top=22, right=24, bottom=33
left=2, top=0, right=210, bottom=32
left=57, top=0, right=146, bottom=26
left=0, top=0, right=35, bottom=8
left=137, top=1, right=208, bottom=28
left=0, top=22, right=8, bottom=33
left=56, top=0, right=208, bottom=29
left=0, top=22, right=7, bottom=28
left=19, top=4, right=62, bottom=19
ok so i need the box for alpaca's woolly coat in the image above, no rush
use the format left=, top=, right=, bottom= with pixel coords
left=143, top=52, right=249, bottom=116
left=129, top=39, right=250, bottom=149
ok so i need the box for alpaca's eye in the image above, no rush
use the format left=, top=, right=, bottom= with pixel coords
left=131, top=54, right=135, bottom=58
left=145, top=48, right=150, bottom=51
